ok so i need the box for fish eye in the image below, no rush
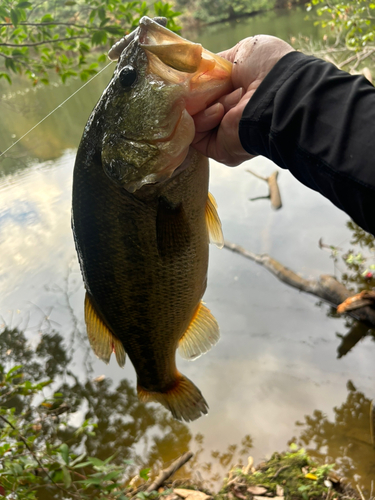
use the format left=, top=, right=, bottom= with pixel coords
left=118, top=65, right=137, bottom=89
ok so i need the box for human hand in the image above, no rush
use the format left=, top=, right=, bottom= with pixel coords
left=192, top=35, right=295, bottom=166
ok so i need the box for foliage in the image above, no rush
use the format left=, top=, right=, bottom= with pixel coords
left=219, top=446, right=355, bottom=500
left=306, top=0, right=375, bottom=50
left=174, top=0, right=276, bottom=25
left=0, top=363, right=137, bottom=499
left=320, top=221, right=375, bottom=292
left=292, top=384, right=375, bottom=490
left=304, top=0, right=375, bottom=70
left=0, top=325, right=193, bottom=499
left=0, top=0, right=181, bottom=85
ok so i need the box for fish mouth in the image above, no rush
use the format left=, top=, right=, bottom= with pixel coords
left=137, top=17, right=233, bottom=116
left=138, top=17, right=204, bottom=74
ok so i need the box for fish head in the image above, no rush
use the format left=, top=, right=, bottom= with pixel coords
left=100, top=16, right=233, bottom=193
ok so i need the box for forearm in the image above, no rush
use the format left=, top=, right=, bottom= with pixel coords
left=239, top=51, right=375, bottom=236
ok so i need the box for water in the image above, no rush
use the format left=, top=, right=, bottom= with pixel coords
left=1, top=7, right=375, bottom=492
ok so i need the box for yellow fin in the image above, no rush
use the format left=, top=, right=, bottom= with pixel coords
left=138, top=373, right=208, bottom=422
left=84, top=293, right=126, bottom=368
left=206, top=192, right=224, bottom=249
left=178, top=301, right=220, bottom=360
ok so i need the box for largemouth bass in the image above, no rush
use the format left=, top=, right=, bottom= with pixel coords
left=72, top=17, right=232, bottom=421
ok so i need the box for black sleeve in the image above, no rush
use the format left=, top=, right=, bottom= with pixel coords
left=238, top=51, right=375, bottom=236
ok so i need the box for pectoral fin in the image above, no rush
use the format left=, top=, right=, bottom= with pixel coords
left=206, top=192, right=224, bottom=249
left=178, top=301, right=220, bottom=360
left=84, top=293, right=126, bottom=368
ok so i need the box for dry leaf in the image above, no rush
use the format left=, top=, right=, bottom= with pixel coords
left=247, top=486, right=267, bottom=495
left=173, top=489, right=212, bottom=500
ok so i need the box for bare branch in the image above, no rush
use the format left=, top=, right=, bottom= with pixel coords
left=146, top=452, right=194, bottom=492
left=0, top=21, right=97, bottom=29
left=0, top=35, right=88, bottom=48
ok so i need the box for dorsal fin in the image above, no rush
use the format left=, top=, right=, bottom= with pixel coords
left=206, top=192, right=224, bottom=249
left=84, top=293, right=126, bottom=367
left=178, top=301, right=220, bottom=360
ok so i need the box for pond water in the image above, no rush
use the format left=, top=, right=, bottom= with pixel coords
left=1, top=6, right=375, bottom=493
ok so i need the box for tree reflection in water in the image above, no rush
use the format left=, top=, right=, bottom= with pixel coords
left=0, top=326, right=253, bottom=494
left=291, top=382, right=375, bottom=492
left=1, top=221, right=375, bottom=495
left=319, top=221, right=375, bottom=356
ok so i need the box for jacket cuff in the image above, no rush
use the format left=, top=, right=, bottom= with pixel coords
left=238, top=51, right=316, bottom=158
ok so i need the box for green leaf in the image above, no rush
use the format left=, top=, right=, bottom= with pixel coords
left=10, top=8, right=19, bottom=26
left=6, top=365, right=22, bottom=380
left=59, top=443, right=69, bottom=465
left=41, top=14, right=54, bottom=22
left=139, top=467, right=150, bottom=480
left=103, top=470, right=121, bottom=481
left=88, top=456, right=105, bottom=467
left=136, top=492, right=149, bottom=500
left=72, top=461, right=92, bottom=469
left=17, top=1, right=32, bottom=7
left=0, top=6, right=9, bottom=19
left=62, top=466, right=72, bottom=488
left=65, top=0, right=76, bottom=4
left=70, top=453, right=87, bottom=467
left=81, top=476, right=103, bottom=485
left=91, top=30, right=107, bottom=45
left=98, top=7, right=106, bottom=20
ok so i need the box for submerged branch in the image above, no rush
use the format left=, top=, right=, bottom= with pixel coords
left=224, top=241, right=375, bottom=327
left=146, top=452, right=194, bottom=492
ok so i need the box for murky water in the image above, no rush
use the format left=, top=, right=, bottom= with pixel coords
left=1, top=7, right=375, bottom=492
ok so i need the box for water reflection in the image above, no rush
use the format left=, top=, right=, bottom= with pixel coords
left=292, top=382, right=375, bottom=490
left=0, top=323, right=254, bottom=494
left=2, top=319, right=374, bottom=494
left=316, top=221, right=375, bottom=358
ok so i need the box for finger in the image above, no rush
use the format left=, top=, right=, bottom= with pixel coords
left=218, top=87, right=244, bottom=113
left=191, top=127, right=217, bottom=156
left=193, top=102, right=224, bottom=134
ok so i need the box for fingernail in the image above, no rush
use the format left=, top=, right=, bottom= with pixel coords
left=204, top=102, right=221, bottom=117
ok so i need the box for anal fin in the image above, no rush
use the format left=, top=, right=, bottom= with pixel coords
left=84, top=292, right=126, bottom=368
left=178, top=301, right=220, bottom=360
left=206, top=192, right=224, bottom=249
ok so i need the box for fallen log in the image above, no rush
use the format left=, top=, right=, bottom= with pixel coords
left=224, top=241, right=375, bottom=327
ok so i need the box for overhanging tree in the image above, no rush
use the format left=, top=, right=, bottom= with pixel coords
left=0, top=0, right=180, bottom=85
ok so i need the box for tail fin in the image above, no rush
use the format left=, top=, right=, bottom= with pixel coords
left=137, top=374, right=208, bottom=422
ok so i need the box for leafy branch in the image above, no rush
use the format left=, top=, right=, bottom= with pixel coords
left=304, top=0, right=375, bottom=71
left=0, top=0, right=181, bottom=85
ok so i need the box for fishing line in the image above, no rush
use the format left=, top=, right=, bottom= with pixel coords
left=0, top=60, right=114, bottom=159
